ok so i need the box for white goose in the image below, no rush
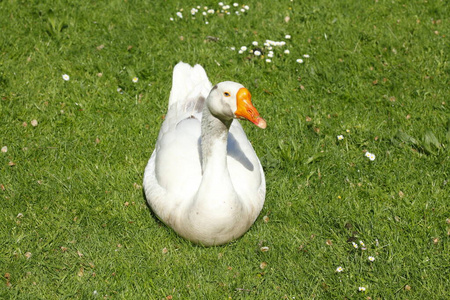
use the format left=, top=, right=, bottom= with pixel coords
left=143, top=62, right=266, bottom=246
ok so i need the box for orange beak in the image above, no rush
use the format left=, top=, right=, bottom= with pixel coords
left=234, top=88, right=267, bottom=129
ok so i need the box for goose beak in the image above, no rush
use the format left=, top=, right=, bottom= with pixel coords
left=235, top=87, right=267, bottom=129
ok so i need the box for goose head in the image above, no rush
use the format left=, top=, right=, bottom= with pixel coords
left=207, top=81, right=266, bottom=129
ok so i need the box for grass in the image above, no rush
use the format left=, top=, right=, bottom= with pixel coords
left=1, top=0, right=448, bottom=298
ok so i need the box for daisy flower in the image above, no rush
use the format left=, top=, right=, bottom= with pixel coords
left=358, top=287, right=366, bottom=292
left=336, top=266, right=344, bottom=273
left=254, top=50, right=261, bottom=56
left=365, top=152, right=376, bottom=161
left=240, top=46, right=247, bottom=52
left=233, top=3, right=239, bottom=7
left=337, top=135, right=344, bottom=140
left=244, top=5, right=249, bottom=10
left=268, top=52, right=273, bottom=58
left=176, top=12, right=183, bottom=18
left=284, top=49, right=290, bottom=54
left=1, top=146, right=7, bottom=153
left=62, top=74, right=70, bottom=81
left=368, top=256, right=375, bottom=262
left=303, top=54, right=310, bottom=58
left=296, top=58, right=304, bottom=64
left=132, top=77, right=139, bottom=83
left=359, top=240, right=365, bottom=247
left=352, top=242, right=358, bottom=249
left=218, top=2, right=224, bottom=6
left=265, top=59, right=271, bottom=63
left=252, top=41, right=258, bottom=46
left=285, top=34, right=291, bottom=39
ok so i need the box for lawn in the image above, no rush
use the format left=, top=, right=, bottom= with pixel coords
left=1, top=0, right=449, bottom=298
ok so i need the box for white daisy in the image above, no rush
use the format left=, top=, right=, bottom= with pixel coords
left=285, top=34, right=291, bottom=39
left=303, top=54, right=310, bottom=58
left=132, top=77, right=139, bottom=83
left=252, top=41, right=258, bottom=46
left=240, top=46, right=247, bottom=51
left=337, top=135, right=344, bottom=140
left=296, top=59, right=304, bottom=64
left=254, top=50, right=261, bottom=56
left=265, top=59, right=271, bottom=63
left=62, top=74, right=70, bottom=81
left=176, top=12, right=183, bottom=18
left=284, top=49, right=290, bottom=54
left=336, top=266, right=344, bottom=273
left=358, top=287, right=366, bottom=292
left=368, top=256, right=375, bottom=262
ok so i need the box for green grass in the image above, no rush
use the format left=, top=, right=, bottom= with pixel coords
left=1, top=0, right=449, bottom=298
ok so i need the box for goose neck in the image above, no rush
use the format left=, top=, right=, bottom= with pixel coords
left=201, top=107, right=231, bottom=173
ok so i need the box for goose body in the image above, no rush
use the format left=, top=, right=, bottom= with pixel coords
left=143, top=62, right=266, bottom=246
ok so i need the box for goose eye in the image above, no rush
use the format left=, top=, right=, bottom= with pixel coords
left=224, top=92, right=231, bottom=97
